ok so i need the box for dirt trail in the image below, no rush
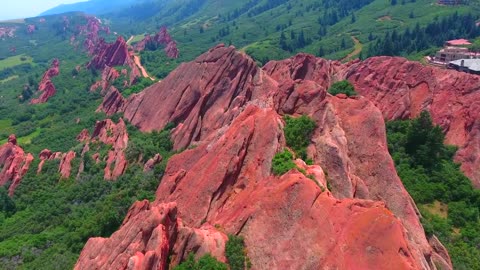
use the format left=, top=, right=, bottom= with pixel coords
left=126, top=35, right=134, bottom=45
left=341, top=36, right=363, bottom=62
left=134, top=55, right=154, bottom=81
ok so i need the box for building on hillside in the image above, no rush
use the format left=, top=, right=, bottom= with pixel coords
left=445, top=39, right=472, bottom=47
left=427, top=38, right=480, bottom=67
left=448, top=59, right=480, bottom=75
left=434, top=46, right=478, bottom=63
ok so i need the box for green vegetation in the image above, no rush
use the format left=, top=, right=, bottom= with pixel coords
left=272, top=115, right=316, bottom=176
left=226, top=235, right=251, bottom=270
left=122, top=77, right=156, bottom=97
left=284, top=115, right=316, bottom=159
left=272, top=149, right=296, bottom=176
left=175, top=253, right=228, bottom=270
left=328, top=80, right=357, bottom=97
left=387, top=111, right=480, bottom=269
left=0, top=54, right=33, bottom=70
left=368, top=12, right=480, bottom=57
left=175, top=234, right=250, bottom=270
left=0, top=124, right=176, bottom=269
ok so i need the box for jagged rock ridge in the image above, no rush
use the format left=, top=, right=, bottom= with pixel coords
left=31, top=59, right=60, bottom=104
left=78, top=45, right=456, bottom=270
left=0, top=135, right=34, bottom=196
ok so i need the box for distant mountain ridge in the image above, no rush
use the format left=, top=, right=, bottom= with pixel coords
left=40, top=0, right=146, bottom=16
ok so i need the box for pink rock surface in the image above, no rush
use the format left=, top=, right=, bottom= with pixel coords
left=91, top=119, right=128, bottom=180
left=59, top=151, right=76, bottom=179
left=31, top=59, right=60, bottom=104
left=77, top=46, right=455, bottom=269
left=0, top=135, right=34, bottom=196
left=143, top=154, right=162, bottom=172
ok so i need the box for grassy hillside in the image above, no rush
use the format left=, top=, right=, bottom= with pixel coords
left=103, top=0, right=478, bottom=71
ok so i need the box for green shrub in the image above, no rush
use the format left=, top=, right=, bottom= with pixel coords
left=226, top=235, right=250, bottom=270
left=272, top=149, right=296, bottom=176
left=284, top=115, right=316, bottom=159
left=175, top=253, right=227, bottom=270
left=328, top=80, right=357, bottom=97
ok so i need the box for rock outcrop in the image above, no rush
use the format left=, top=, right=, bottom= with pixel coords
left=134, top=26, right=179, bottom=58
left=0, top=135, right=34, bottom=196
left=82, top=45, right=453, bottom=270
left=31, top=59, right=60, bottom=104
left=91, top=119, right=129, bottom=180
left=0, top=27, right=16, bottom=39
left=87, top=36, right=129, bottom=70
left=344, top=56, right=480, bottom=187
left=87, top=36, right=141, bottom=91
left=59, top=151, right=76, bottom=179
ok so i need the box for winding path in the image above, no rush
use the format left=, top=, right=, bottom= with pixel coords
left=133, top=55, right=155, bottom=81
left=341, top=36, right=363, bottom=62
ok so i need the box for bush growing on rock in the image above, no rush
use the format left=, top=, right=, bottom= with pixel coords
left=272, top=149, right=296, bottom=176
left=174, top=253, right=227, bottom=270
left=226, top=235, right=251, bottom=270
left=283, top=115, right=316, bottom=159
left=328, top=80, right=357, bottom=97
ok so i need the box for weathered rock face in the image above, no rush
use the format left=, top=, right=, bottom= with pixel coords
left=87, top=36, right=129, bottom=70
left=31, top=59, right=60, bottom=104
left=90, top=67, right=120, bottom=93
left=81, top=46, right=453, bottom=270
left=108, top=44, right=275, bottom=150
left=91, top=119, right=129, bottom=180
left=134, top=27, right=179, bottom=58
left=344, top=56, right=480, bottom=187
left=0, top=135, right=34, bottom=196
left=0, top=27, right=16, bottom=39
left=59, top=151, right=76, bottom=179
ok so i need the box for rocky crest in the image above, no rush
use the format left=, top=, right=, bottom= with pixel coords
left=88, top=36, right=141, bottom=92
left=83, top=45, right=454, bottom=270
left=0, top=135, right=34, bottom=196
left=31, top=59, right=60, bottom=104
left=87, top=36, right=129, bottom=70
left=90, top=119, right=129, bottom=180
left=344, top=56, right=480, bottom=187
left=134, top=26, right=179, bottom=59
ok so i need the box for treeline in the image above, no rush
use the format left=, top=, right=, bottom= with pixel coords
left=368, top=12, right=480, bottom=56
left=387, top=112, right=480, bottom=269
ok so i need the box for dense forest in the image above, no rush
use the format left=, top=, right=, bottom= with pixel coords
left=387, top=112, right=480, bottom=269
left=367, top=12, right=480, bottom=57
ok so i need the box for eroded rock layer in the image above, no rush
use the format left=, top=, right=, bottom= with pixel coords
left=80, top=45, right=460, bottom=270
left=0, top=135, right=34, bottom=196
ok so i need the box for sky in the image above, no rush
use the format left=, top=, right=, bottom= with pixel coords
left=0, top=0, right=88, bottom=21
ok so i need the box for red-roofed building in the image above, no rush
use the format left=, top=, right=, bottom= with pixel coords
left=446, top=39, right=472, bottom=46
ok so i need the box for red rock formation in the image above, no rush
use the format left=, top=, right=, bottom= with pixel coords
left=82, top=46, right=452, bottom=270
left=344, top=56, right=480, bottom=187
left=77, top=129, right=90, bottom=142
left=143, top=154, right=162, bottom=172
left=26, top=25, right=36, bottom=34
left=91, top=119, right=128, bottom=180
left=87, top=36, right=129, bottom=69
left=134, top=26, right=179, bottom=58
left=98, top=87, right=126, bottom=115
left=0, top=135, right=34, bottom=196
left=59, top=151, right=76, bottom=179
left=0, top=27, right=16, bottom=39
left=31, top=59, right=60, bottom=104
left=90, top=67, right=120, bottom=93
